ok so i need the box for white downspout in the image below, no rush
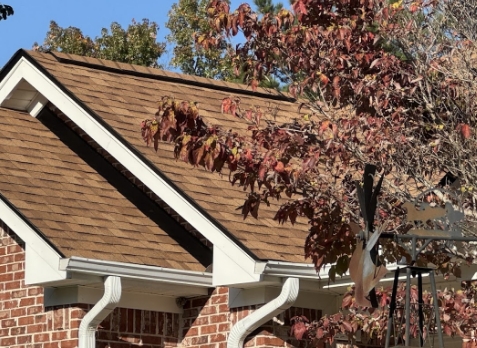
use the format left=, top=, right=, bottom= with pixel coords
left=227, top=277, right=299, bottom=348
left=79, top=276, right=122, bottom=348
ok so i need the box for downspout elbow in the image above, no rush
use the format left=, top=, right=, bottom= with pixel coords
left=79, top=276, right=122, bottom=348
left=227, top=277, right=299, bottom=348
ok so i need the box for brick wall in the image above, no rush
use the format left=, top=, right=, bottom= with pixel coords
left=0, top=221, right=80, bottom=347
left=1, top=219, right=325, bottom=348
left=97, top=308, right=180, bottom=347
left=181, top=285, right=323, bottom=348
left=0, top=221, right=183, bottom=348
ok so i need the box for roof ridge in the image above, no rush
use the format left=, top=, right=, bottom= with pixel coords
left=41, top=50, right=295, bottom=102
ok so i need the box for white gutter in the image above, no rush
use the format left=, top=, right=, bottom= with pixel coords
left=79, top=276, right=122, bottom=348
left=60, top=257, right=212, bottom=287
left=261, top=261, right=329, bottom=279
left=227, top=277, right=299, bottom=348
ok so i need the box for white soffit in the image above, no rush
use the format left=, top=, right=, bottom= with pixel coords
left=45, top=286, right=189, bottom=314
left=0, top=55, right=261, bottom=286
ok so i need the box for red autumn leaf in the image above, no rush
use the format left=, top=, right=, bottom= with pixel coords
left=460, top=124, right=471, bottom=139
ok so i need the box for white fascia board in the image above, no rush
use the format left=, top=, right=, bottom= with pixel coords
left=3, top=57, right=260, bottom=286
left=0, top=58, right=25, bottom=105
left=0, top=196, right=65, bottom=285
left=60, top=257, right=213, bottom=287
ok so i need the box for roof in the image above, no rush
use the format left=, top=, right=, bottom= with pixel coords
left=11, top=50, right=312, bottom=264
left=0, top=106, right=208, bottom=271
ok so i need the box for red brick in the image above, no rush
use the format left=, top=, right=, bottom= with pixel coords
left=6, top=263, right=20, bottom=272
left=218, top=287, right=229, bottom=294
left=70, top=318, right=82, bottom=330
left=0, top=310, right=9, bottom=319
left=55, top=339, right=77, bottom=348
left=26, top=324, right=44, bottom=333
left=54, top=310, right=64, bottom=329
left=0, top=328, right=9, bottom=337
left=7, top=244, right=23, bottom=254
left=0, top=273, right=13, bottom=282
left=19, top=297, right=35, bottom=306
left=11, top=307, right=26, bottom=317
left=1, top=318, right=16, bottom=327
left=218, top=304, right=229, bottom=312
left=190, top=336, right=208, bottom=345
left=5, top=280, right=21, bottom=290
left=3, top=299, right=19, bottom=309
left=200, top=306, right=217, bottom=315
left=11, top=289, right=26, bottom=298
left=14, top=253, right=25, bottom=262
left=211, top=295, right=227, bottom=304
left=210, top=333, right=227, bottom=343
left=16, top=335, right=33, bottom=344
left=18, top=315, right=34, bottom=325
left=27, top=305, right=43, bottom=315
left=0, top=255, right=13, bottom=264
left=218, top=323, right=230, bottom=332
left=70, top=308, right=86, bottom=319
left=0, top=337, right=15, bottom=346
left=210, top=314, right=228, bottom=323
left=9, top=326, right=25, bottom=335
left=51, top=331, right=68, bottom=341
left=35, top=314, right=46, bottom=324
left=200, top=324, right=217, bottom=335
left=28, top=288, right=41, bottom=296
left=14, top=271, right=25, bottom=280
left=255, top=336, right=286, bottom=346
left=192, top=316, right=209, bottom=326
left=33, top=333, right=50, bottom=342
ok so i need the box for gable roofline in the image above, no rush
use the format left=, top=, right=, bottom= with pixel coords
left=1, top=49, right=258, bottom=261
left=0, top=49, right=267, bottom=286
left=46, top=51, right=295, bottom=103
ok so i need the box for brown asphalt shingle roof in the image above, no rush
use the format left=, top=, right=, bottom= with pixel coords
left=27, top=51, right=311, bottom=264
left=0, top=107, right=205, bottom=271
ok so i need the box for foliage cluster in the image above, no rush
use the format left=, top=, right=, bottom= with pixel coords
left=35, top=19, right=166, bottom=68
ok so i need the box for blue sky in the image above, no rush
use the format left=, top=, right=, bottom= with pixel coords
left=0, top=0, right=273, bottom=69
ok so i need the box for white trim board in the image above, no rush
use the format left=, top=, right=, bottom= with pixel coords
left=0, top=55, right=261, bottom=287
left=0, top=196, right=65, bottom=285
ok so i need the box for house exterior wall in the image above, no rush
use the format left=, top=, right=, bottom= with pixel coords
left=181, top=286, right=324, bottom=348
left=1, top=220, right=327, bottom=348
left=0, top=221, right=80, bottom=347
